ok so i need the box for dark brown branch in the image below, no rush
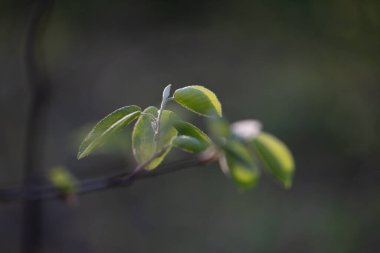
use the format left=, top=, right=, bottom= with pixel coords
left=22, top=0, right=54, bottom=252
left=0, top=154, right=216, bottom=202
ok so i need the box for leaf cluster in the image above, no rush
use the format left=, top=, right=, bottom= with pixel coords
left=76, top=85, right=295, bottom=190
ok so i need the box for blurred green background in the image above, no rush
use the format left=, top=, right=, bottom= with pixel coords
left=1, top=0, right=380, bottom=252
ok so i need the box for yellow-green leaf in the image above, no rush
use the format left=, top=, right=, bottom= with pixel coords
left=77, top=105, right=141, bottom=159
left=222, top=140, right=260, bottom=189
left=251, top=132, right=295, bottom=188
left=132, top=107, right=177, bottom=170
left=173, top=85, right=222, bottom=117
left=49, top=166, right=77, bottom=193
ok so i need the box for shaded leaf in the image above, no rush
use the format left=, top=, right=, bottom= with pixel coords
left=173, top=85, right=222, bottom=117
left=222, top=139, right=259, bottom=189
left=132, top=107, right=177, bottom=170
left=78, top=105, right=141, bottom=159
left=173, top=135, right=205, bottom=153
left=207, top=116, right=231, bottom=146
left=251, top=132, right=295, bottom=188
left=173, top=119, right=211, bottom=150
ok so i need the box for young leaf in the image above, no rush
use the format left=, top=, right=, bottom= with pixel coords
left=173, top=85, right=222, bottom=117
left=132, top=107, right=177, bottom=170
left=173, top=119, right=211, bottom=149
left=49, top=166, right=77, bottom=193
left=155, top=84, right=172, bottom=141
left=222, top=139, right=260, bottom=189
left=77, top=105, right=141, bottom=159
left=251, top=132, right=295, bottom=188
left=162, top=84, right=171, bottom=104
left=173, top=135, right=205, bottom=153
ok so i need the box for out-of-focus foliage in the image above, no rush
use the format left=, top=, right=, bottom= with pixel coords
left=49, top=166, right=77, bottom=194
left=252, top=132, right=294, bottom=188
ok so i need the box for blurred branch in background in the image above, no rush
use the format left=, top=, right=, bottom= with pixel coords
left=22, top=0, right=54, bottom=252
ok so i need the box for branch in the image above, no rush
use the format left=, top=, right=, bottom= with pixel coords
left=0, top=153, right=217, bottom=202
left=22, top=0, right=54, bottom=252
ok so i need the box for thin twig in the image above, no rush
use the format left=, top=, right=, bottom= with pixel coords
left=0, top=153, right=217, bottom=202
left=118, top=144, right=171, bottom=180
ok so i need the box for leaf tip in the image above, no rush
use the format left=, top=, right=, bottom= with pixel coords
left=76, top=152, right=84, bottom=160
left=162, top=84, right=172, bottom=102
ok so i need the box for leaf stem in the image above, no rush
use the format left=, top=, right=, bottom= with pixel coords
left=119, top=144, right=171, bottom=180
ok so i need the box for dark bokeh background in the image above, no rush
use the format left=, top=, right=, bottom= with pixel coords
left=1, top=0, right=380, bottom=252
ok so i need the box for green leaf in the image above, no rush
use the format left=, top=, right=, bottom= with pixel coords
left=49, top=166, right=77, bottom=193
left=251, top=132, right=295, bottom=188
left=77, top=105, right=141, bottom=159
left=207, top=116, right=231, bottom=147
left=173, top=135, right=205, bottom=153
left=173, top=119, right=211, bottom=150
left=173, top=85, right=222, bottom=117
left=222, top=139, right=260, bottom=189
left=132, top=106, right=177, bottom=170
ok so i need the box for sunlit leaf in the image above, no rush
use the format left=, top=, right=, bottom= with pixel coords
left=49, top=166, right=77, bottom=193
left=251, top=132, right=295, bottom=188
left=173, top=85, right=222, bottom=117
left=222, top=139, right=260, bottom=189
left=77, top=105, right=141, bottom=159
left=132, top=107, right=177, bottom=170
left=173, top=119, right=211, bottom=150
left=173, top=135, right=205, bottom=153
